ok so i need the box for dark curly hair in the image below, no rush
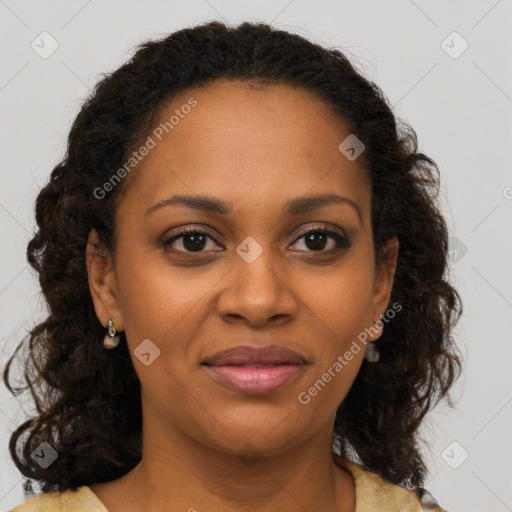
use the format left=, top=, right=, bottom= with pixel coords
left=3, top=20, right=463, bottom=495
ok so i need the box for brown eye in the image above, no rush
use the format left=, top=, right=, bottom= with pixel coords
left=290, top=227, right=351, bottom=252
left=162, top=224, right=351, bottom=256
left=163, top=228, right=221, bottom=253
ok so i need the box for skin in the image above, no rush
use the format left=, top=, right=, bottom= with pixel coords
left=86, top=79, right=399, bottom=512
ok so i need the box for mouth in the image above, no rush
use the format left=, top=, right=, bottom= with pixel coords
left=202, top=345, right=307, bottom=395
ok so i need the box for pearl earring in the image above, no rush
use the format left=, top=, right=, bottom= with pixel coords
left=364, top=342, right=380, bottom=362
left=103, top=318, right=120, bottom=349
left=364, top=319, right=382, bottom=362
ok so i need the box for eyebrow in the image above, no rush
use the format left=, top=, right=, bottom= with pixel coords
left=145, top=192, right=362, bottom=224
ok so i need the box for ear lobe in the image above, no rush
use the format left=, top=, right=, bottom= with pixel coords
left=370, top=236, right=399, bottom=335
left=86, top=229, right=123, bottom=331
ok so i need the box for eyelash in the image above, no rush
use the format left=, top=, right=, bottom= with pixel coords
left=162, top=224, right=351, bottom=255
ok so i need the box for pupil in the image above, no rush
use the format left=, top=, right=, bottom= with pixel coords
left=306, top=232, right=326, bottom=251
left=184, top=234, right=206, bottom=251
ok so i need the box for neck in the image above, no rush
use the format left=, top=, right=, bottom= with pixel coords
left=102, top=413, right=355, bottom=512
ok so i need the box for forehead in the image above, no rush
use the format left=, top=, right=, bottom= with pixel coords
left=155, top=79, right=357, bottom=156
left=117, top=79, right=371, bottom=222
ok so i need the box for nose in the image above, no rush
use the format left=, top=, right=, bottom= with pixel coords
left=216, top=249, right=298, bottom=327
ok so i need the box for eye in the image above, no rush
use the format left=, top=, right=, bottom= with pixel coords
left=290, top=225, right=351, bottom=253
left=162, top=226, right=221, bottom=253
left=162, top=224, right=351, bottom=255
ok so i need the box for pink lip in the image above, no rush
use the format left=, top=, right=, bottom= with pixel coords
left=202, top=345, right=306, bottom=395
left=205, top=364, right=304, bottom=395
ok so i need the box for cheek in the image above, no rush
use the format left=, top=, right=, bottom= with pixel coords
left=297, top=260, right=373, bottom=385
left=114, top=246, right=219, bottom=353
left=297, top=263, right=374, bottom=337
left=294, top=272, right=371, bottom=416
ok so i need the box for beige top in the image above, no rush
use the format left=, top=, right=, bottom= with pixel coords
left=10, top=459, right=447, bottom=511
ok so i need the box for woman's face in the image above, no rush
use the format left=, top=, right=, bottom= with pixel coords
left=88, top=79, right=398, bottom=456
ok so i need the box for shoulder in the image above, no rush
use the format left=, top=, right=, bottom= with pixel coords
left=10, top=486, right=109, bottom=512
left=335, top=456, right=449, bottom=512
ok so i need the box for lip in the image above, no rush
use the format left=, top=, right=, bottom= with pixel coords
left=202, top=345, right=306, bottom=395
left=203, top=345, right=306, bottom=366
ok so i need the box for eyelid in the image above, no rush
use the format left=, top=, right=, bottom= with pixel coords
left=293, top=222, right=346, bottom=240
left=163, top=224, right=219, bottom=243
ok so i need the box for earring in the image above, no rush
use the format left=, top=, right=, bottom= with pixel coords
left=364, top=319, right=382, bottom=362
left=364, top=342, right=380, bottom=362
left=103, top=318, right=120, bottom=349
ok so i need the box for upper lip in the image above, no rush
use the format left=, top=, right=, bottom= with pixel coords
left=203, top=345, right=306, bottom=366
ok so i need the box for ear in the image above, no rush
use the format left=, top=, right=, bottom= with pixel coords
left=368, top=235, right=399, bottom=341
left=86, top=229, right=124, bottom=331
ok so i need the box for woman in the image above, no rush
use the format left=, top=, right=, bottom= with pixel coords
left=4, top=20, right=461, bottom=512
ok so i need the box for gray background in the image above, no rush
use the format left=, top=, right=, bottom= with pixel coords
left=1, top=1, right=511, bottom=510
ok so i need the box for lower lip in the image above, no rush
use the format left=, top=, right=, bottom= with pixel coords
left=204, top=363, right=304, bottom=395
